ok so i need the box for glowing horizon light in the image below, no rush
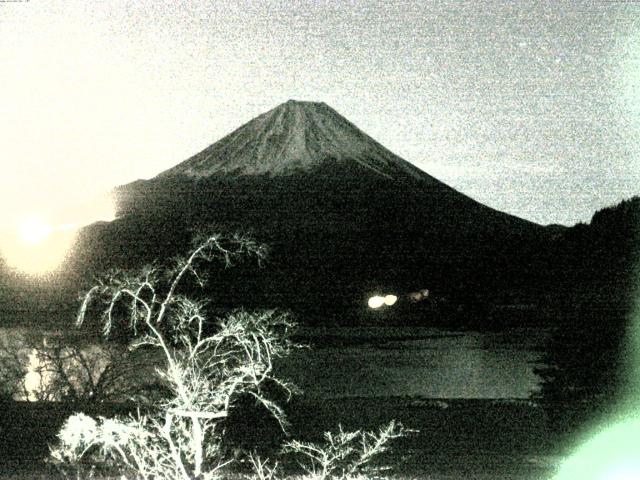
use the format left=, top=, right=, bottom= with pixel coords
left=1, top=194, right=117, bottom=276
left=384, top=294, right=398, bottom=306
left=1, top=227, right=77, bottom=276
left=368, top=296, right=385, bottom=309
left=18, top=216, right=52, bottom=244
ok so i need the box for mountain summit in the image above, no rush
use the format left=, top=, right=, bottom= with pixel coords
left=158, top=100, right=434, bottom=182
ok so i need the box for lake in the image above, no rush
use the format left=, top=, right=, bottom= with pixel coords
left=280, top=327, right=550, bottom=399
left=0, top=325, right=550, bottom=400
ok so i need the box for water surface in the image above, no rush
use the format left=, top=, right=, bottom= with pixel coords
left=281, top=327, right=549, bottom=399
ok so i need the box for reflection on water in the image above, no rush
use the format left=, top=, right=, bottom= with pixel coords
left=281, top=327, right=550, bottom=399
left=1, top=326, right=549, bottom=400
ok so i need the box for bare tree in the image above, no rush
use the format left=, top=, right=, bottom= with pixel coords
left=32, top=335, right=159, bottom=403
left=0, top=329, right=153, bottom=403
left=51, top=232, right=299, bottom=480
left=0, top=331, right=30, bottom=400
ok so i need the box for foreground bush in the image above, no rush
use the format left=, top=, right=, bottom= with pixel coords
left=283, top=420, right=407, bottom=480
left=50, top=233, right=297, bottom=479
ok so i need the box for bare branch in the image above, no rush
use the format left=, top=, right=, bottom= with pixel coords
left=51, top=230, right=300, bottom=480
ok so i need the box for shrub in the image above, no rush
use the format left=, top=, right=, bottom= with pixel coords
left=283, top=421, right=407, bottom=480
left=50, top=232, right=299, bottom=480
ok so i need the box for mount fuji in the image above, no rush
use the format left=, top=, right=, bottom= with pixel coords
left=72, top=100, right=549, bottom=323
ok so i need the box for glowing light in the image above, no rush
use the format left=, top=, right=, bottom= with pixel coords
left=0, top=194, right=117, bottom=275
left=384, top=294, right=398, bottom=306
left=368, top=293, right=399, bottom=309
left=604, top=463, right=640, bottom=480
left=23, top=348, right=49, bottom=401
left=553, top=417, right=640, bottom=480
left=368, top=296, right=385, bottom=309
left=1, top=227, right=77, bottom=276
left=18, top=216, right=52, bottom=244
left=1, top=214, right=74, bottom=275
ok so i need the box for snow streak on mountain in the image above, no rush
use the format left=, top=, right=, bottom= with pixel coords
left=159, top=100, right=436, bottom=183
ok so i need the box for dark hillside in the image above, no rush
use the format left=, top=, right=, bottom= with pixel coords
left=535, top=196, right=640, bottom=434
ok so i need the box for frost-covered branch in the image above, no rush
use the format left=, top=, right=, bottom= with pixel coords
left=284, top=421, right=408, bottom=480
left=52, top=231, right=297, bottom=480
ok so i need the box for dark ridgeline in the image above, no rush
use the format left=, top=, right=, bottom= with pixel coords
left=68, top=100, right=552, bottom=325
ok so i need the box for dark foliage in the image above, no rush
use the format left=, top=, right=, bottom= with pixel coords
left=62, top=166, right=552, bottom=327
left=534, top=197, right=640, bottom=435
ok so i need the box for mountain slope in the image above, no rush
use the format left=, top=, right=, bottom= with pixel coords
left=117, top=100, right=539, bottom=238
left=159, top=100, right=433, bottom=181
left=77, top=100, right=549, bottom=323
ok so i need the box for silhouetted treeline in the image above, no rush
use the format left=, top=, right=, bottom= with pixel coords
left=534, top=196, right=640, bottom=434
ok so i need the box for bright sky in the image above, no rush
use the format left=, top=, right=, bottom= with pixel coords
left=1, top=0, right=639, bottom=238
